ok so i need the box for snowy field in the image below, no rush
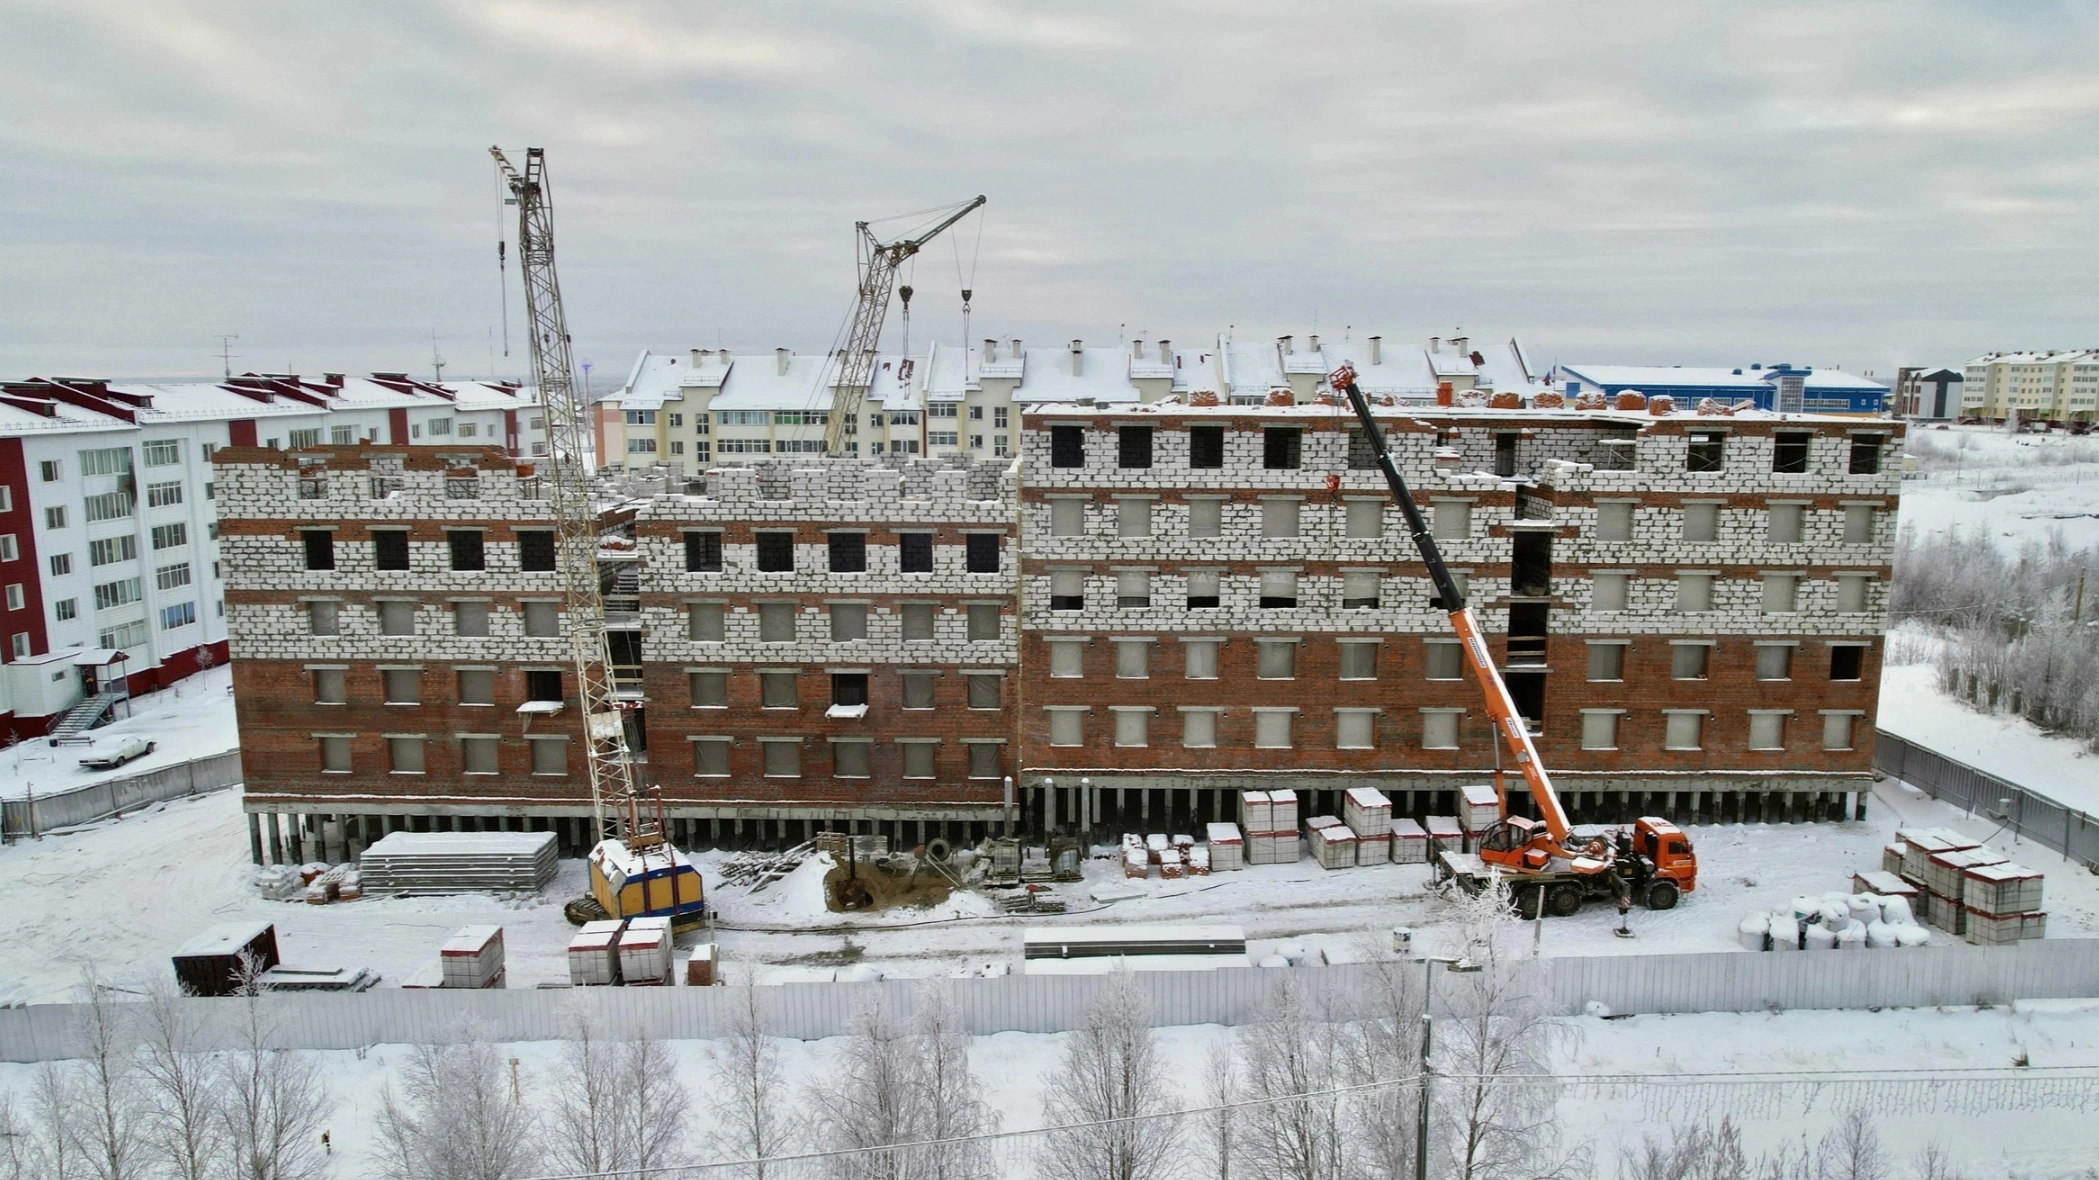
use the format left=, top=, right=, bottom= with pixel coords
left=0, top=663, right=237, bottom=800
left=3, top=779, right=2096, bottom=1007
left=5, top=999, right=2098, bottom=1178
left=1896, top=425, right=2099, bottom=549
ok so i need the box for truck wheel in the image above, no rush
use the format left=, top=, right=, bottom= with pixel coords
left=1645, top=880, right=1681, bottom=911
left=1515, top=888, right=1543, bottom=920
left=1547, top=884, right=1584, bottom=917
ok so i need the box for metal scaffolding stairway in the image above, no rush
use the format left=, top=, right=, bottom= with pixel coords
left=47, top=691, right=122, bottom=746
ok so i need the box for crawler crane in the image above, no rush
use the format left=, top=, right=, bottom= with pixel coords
left=1326, top=364, right=1698, bottom=918
left=493, top=146, right=705, bottom=930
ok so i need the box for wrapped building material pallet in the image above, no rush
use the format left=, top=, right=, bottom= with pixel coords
left=1897, top=828, right=1978, bottom=882
left=1882, top=843, right=1907, bottom=876
left=1247, top=832, right=1297, bottom=866
left=1965, top=908, right=2046, bottom=945
left=619, top=916, right=673, bottom=986
left=1356, top=827, right=1391, bottom=866
left=1923, top=891, right=1967, bottom=936
left=568, top=920, right=624, bottom=986
left=1926, top=848, right=2007, bottom=899
left=1426, top=817, right=1463, bottom=854
left=1206, top=823, right=1244, bottom=872
left=1851, top=870, right=1919, bottom=903
left=358, top=831, right=559, bottom=896
left=686, top=943, right=716, bottom=986
left=1240, top=791, right=1274, bottom=833
left=1124, top=849, right=1149, bottom=879
left=1458, top=784, right=1501, bottom=832
left=440, top=925, right=506, bottom=989
left=1188, top=845, right=1211, bottom=875
left=1390, top=818, right=1428, bottom=864
left=1159, top=849, right=1185, bottom=880
left=1344, top=788, right=1392, bottom=838
left=1145, top=833, right=1170, bottom=864
left=1963, top=862, right=2044, bottom=916
left=1307, top=817, right=1357, bottom=869
left=1268, top=790, right=1300, bottom=831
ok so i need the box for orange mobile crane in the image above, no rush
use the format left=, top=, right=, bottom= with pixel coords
left=1327, top=364, right=1698, bottom=918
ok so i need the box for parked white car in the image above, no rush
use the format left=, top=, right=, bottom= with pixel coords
left=78, top=737, right=156, bottom=771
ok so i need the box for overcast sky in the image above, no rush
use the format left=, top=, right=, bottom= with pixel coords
left=6, top=1, right=2098, bottom=385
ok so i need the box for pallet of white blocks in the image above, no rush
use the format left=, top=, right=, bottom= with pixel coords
left=1925, top=847, right=2006, bottom=900
left=1206, top=822, right=1244, bottom=872
left=1965, top=908, right=2046, bottom=945
left=1247, top=831, right=1298, bottom=866
left=1390, top=818, right=1429, bottom=864
left=1897, top=828, right=1978, bottom=883
left=358, top=831, right=558, bottom=896
left=568, top=920, right=624, bottom=986
left=1458, top=784, right=1501, bottom=833
left=1240, top=791, right=1274, bottom=832
left=619, top=916, right=673, bottom=986
left=1426, top=816, right=1463, bottom=855
left=1268, top=789, right=1300, bottom=831
left=1345, top=787, right=1391, bottom=838
left=1963, top=862, right=2043, bottom=917
left=1306, top=817, right=1358, bottom=870
left=440, top=925, right=506, bottom=989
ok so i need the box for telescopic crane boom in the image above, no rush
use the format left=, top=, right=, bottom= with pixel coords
left=492, top=146, right=703, bottom=929
left=822, top=196, right=986, bottom=456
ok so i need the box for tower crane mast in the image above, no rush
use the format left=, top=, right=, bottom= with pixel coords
left=492, top=146, right=703, bottom=929
left=822, top=195, right=986, bottom=455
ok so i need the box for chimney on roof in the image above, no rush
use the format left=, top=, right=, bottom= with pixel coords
left=1278, top=334, right=1293, bottom=355
left=1309, top=334, right=1319, bottom=352
left=1429, top=336, right=1441, bottom=354
left=1158, top=339, right=1170, bottom=362
left=1131, top=338, right=1144, bottom=358
left=322, top=373, right=345, bottom=388
left=1450, top=335, right=1468, bottom=353
left=691, top=349, right=701, bottom=365
left=1070, top=340, right=1083, bottom=377
left=1012, top=338, right=1023, bottom=358
left=984, top=338, right=997, bottom=363
left=1368, top=336, right=1382, bottom=365
left=776, top=348, right=791, bottom=377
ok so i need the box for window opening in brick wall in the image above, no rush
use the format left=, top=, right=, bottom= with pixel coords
left=1187, top=499, right=1223, bottom=539
left=1256, top=639, right=1296, bottom=679
left=390, top=736, right=426, bottom=774
left=461, top=736, right=499, bottom=775
left=1115, top=639, right=1149, bottom=679
left=1262, top=498, right=1300, bottom=538
left=901, top=670, right=936, bottom=708
left=690, top=671, right=727, bottom=707
left=1050, top=570, right=1085, bottom=611
left=1580, top=711, right=1619, bottom=750
left=1189, top=426, right=1224, bottom=469
left=1425, top=639, right=1463, bottom=680
left=1506, top=602, right=1549, bottom=666
left=457, top=669, right=494, bottom=705
left=1050, top=499, right=1086, bottom=537
left=1586, top=642, right=1625, bottom=681
left=688, top=602, right=724, bottom=641
left=378, top=600, right=415, bottom=635
left=519, top=530, right=557, bottom=571
left=1676, top=573, right=1714, bottom=612
left=1767, top=503, right=1804, bottom=544
left=1182, top=709, right=1218, bottom=748
left=966, top=533, right=1001, bottom=572
left=1345, top=499, right=1383, bottom=538
left=832, top=740, right=871, bottom=778
left=1494, top=433, right=1518, bottom=477
left=1258, top=569, right=1297, bottom=608
left=1681, top=503, right=1718, bottom=543
left=1822, top=712, right=1857, bottom=750
left=1595, top=501, right=1632, bottom=543
left=902, top=602, right=936, bottom=640
left=1756, top=643, right=1794, bottom=681
left=1339, top=641, right=1377, bottom=680
left=1429, top=569, right=1470, bottom=611
left=899, top=533, right=934, bottom=572
left=692, top=738, right=731, bottom=777
left=1842, top=504, right=1876, bottom=544
left=1761, top=573, right=1798, bottom=614
left=1114, top=709, right=1149, bottom=748
left=1116, top=499, right=1151, bottom=538
left=831, top=603, right=867, bottom=642
left=758, top=602, right=796, bottom=642
left=967, top=602, right=1001, bottom=639
left=1848, top=434, right=1885, bottom=475
left=1432, top=500, right=1471, bottom=540
left=829, top=533, right=866, bottom=573
left=1253, top=709, right=1293, bottom=748
left=1342, top=569, right=1380, bottom=609
left=1511, top=533, right=1552, bottom=597
left=1670, top=642, right=1710, bottom=680
left=968, top=743, right=1000, bottom=779
left=759, top=739, right=799, bottom=777
left=1336, top=710, right=1376, bottom=749
left=901, top=741, right=936, bottom=778
left=313, top=668, right=346, bottom=704
left=1185, top=569, right=1220, bottom=609
left=1506, top=671, right=1545, bottom=733
left=1686, top=432, right=1725, bottom=473
left=759, top=671, right=798, bottom=709
left=967, top=674, right=1001, bottom=709
left=1048, top=709, right=1084, bottom=746
left=1119, top=426, right=1152, bottom=468
left=1263, top=428, right=1301, bottom=469
left=1048, top=641, right=1084, bottom=678
left=1749, top=712, right=1787, bottom=751
left=308, top=600, right=339, bottom=636
left=320, top=736, right=352, bottom=773
left=1835, top=573, right=1871, bottom=614
left=448, top=530, right=485, bottom=571
left=1663, top=711, right=1704, bottom=750
left=302, top=530, right=335, bottom=571
left=1772, top=432, right=1811, bottom=474
left=1590, top=572, right=1629, bottom=613
left=1050, top=426, right=1085, bottom=467
left=1830, top=644, right=1866, bottom=681
left=831, top=673, right=868, bottom=708
left=525, top=669, right=563, bottom=702
left=1117, top=570, right=1150, bottom=608
left=755, top=532, right=795, bottom=572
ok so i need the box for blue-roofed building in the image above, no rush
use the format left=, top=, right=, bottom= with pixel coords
left=1556, top=363, right=1888, bottom=416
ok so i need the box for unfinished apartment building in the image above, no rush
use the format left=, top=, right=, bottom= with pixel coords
left=218, top=443, right=1019, bottom=861
left=1018, top=401, right=1902, bottom=837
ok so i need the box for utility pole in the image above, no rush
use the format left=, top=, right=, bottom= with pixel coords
left=431, top=331, right=447, bottom=383
left=214, top=334, right=240, bottom=379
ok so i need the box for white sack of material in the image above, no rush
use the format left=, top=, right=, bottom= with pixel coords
left=1819, top=902, right=1851, bottom=929
left=1880, top=895, right=1916, bottom=926
left=1895, top=925, right=1933, bottom=948
left=1769, top=913, right=1800, bottom=950
left=1804, top=923, right=1839, bottom=950
left=1835, top=920, right=1868, bottom=951
left=1739, top=913, right=1771, bottom=951
left=1791, top=895, right=1820, bottom=922
left=1866, top=920, right=1898, bottom=949
left=1849, top=894, right=1882, bottom=925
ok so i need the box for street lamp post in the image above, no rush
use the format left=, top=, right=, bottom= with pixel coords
left=1416, top=954, right=1484, bottom=1180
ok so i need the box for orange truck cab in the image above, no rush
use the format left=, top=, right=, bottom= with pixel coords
left=1635, top=817, right=1698, bottom=893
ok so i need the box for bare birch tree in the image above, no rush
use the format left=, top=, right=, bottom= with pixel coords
left=374, top=1037, right=536, bottom=1180
left=613, top=1034, right=693, bottom=1176
left=76, top=973, right=142, bottom=1180
left=1618, top=1117, right=1750, bottom=1180
left=217, top=990, right=330, bottom=1180
left=806, top=993, right=922, bottom=1179
left=1345, top=951, right=1428, bottom=1180
left=543, top=1012, right=622, bottom=1178
left=0, top=1093, right=27, bottom=1180
left=1200, top=1039, right=1241, bottom=1180
left=1238, top=976, right=1351, bottom=1180
left=28, top=1060, right=79, bottom=1180
left=1037, top=970, right=1181, bottom=1180
left=712, top=979, right=789, bottom=1178
left=910, top=979, right=995, bottom=1180
left=136, top=983, right=222, bottom=1180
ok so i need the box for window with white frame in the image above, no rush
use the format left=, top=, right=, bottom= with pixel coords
left=1182, top=638, right=1220, bottom=679
left=1580, top=710, right=1619, bottom=750
left=1748, top=711, right=1787, bottom=750
left=1591, top=571, right=1630, bottom=612
left=1335, top=709, right=1377, bottom=749
left=1253, top=709, right=1294, bottom=749
left=1113, top=708, right=1150, bottom=747
left=1663, top=711, right=1704, bottom=750
left=1048, top=639, right=1085, bottom=678
left=1181, top=708, right=1219, bottom=748
left=1047, top=708, right=1085, bottom=747
left=1115, top=639, right=1150, bottom=678
left=1421, top=709, right=1462, bottom=750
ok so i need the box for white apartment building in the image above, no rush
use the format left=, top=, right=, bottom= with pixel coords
left=0, top=373, right=543, bottom=737
left=1960, top=351, right=2099, bottom=424
left=595, top=332, right=1545, bottom=468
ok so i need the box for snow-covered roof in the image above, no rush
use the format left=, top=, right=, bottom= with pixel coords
left=1561, top=364, right=1888, bottom=393
left=1011, top=346, right=1139, bottom=404
left=1966, top=350, right=2099, bottom=367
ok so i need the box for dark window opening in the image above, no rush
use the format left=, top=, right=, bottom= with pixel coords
left=302, top=530, right=334, bottom=571
left=525, top=669, right=564, bottom=702
left=755, top=532, right=795, bottom=572
left=1051, top=595, right=1083, bottom=611
left=899, top=533, right=934, bottom=573
left=1050, top=426, right=1085, bottom=468
left=1848, top=434, right=1886, bottom=475
left=1259, top=593, right=1297, bottom=608
left=1263, top=428, right=1302, bottom=470
left=1186, top=593, right=1220, bottom=608
left=373, top=530, right=409, bottom=570
left=1118, top=426, right=1152, bottom=469
left=1772, top=432, right=1812, bottom=474
left=448, top=530, right=485, bottom=572
left=1506, top=602, right=1550, bottom=667
left=828, top=532, right=866, bottom=573
left=1830, top=645, right=1865, bottom=681
left=1511, top=533, right=1552, bottom=598
left=831, top=673, right=869, bottom=707
left=1505, top=670, right=1546, bottom=733
left=1347, top=429, right=1377, bottom=470
left=965, top=534, right=1000, bottom=573
left=520, top=530, right=558, bottom=571
left=682, top=532, right=721, bottom=572
left=1188, top=426, right=1225, bottom=469
left=1494, top=433, right=1518, bottom=478
left=607, top=632, right=643, bottom=683
left=1686, top=432, right=1726, bottom=473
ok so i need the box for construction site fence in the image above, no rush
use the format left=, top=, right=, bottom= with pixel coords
left=1873, top=729, right=2099, bottom=869
left=5, top=938, right=2099, bottom=1064
left=0, top=747, right=241, bottom=841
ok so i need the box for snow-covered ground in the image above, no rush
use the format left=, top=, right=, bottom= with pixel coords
left=1897, top=425, right=2099, bottom=549
left=3, top=779, right=2095, bottom=1007
left=0, top=663, right=237, bottom=800
left=6, top=1001, right=2097, bottom=1178
left=1880, top=663, right=2099, bottom=810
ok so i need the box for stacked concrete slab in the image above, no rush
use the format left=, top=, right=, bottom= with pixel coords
left=358, top=831, right=558, bottom=895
